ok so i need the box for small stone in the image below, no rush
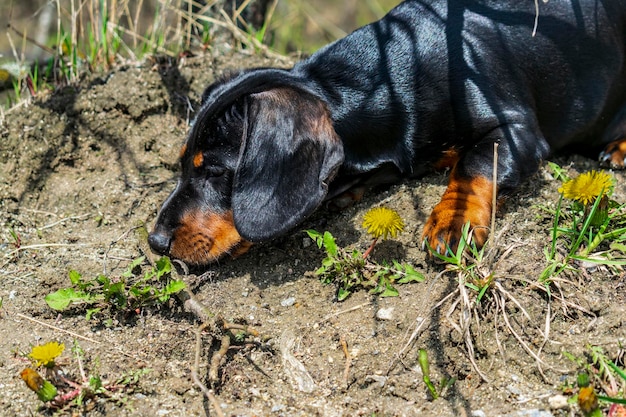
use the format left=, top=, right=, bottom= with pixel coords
left=376, top=307, right=394, bottom=320
left=548, top=394, right=569, bottom=409
left=281, top=297, right=296, bottom=307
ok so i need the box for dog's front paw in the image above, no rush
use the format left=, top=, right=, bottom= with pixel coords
left=599, top=140, right=626, bottom=169
left=421, top=205, right=490, bottom=256
left=421, top=175, right=493, bottom=256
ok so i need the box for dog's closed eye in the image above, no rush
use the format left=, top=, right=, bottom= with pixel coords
left=204, top=166, right=227, bottom=177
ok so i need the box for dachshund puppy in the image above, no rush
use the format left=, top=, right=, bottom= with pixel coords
left=149, top=0, right=626, bottom=266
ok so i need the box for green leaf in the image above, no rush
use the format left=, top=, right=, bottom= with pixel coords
left=337, top=287, right=350, bottom=301
left=96, top=274, right=110, bottom=285
left=106, top=281, right=125, bottom=296
left=156, top=292, right=170, bottom=303
left=476, top=282, right=490, bottom=303
left=380, top=284, right=399, bottom=298
left=85, top=308, right=102, bottom=320
left=547, top=161, right=568, bottom=182
left=164, top=280, right=185, bottom=295
left=398, top=265, right=425, bottom=283
left=315, top=265, right=328, bottom=276
left=606, top=359, right=626, bottom=382
left=89, top=375, right=103, bottom=392
left=130, top=285, right=151, bottom=297
left=323, top=231, right=337, bottom=257
left=418, top=349, right=438, bottom=400
left=105, top=282, right=126, bottom=307
left=596, top=395, right=626, bottom=405
left=122, top=256, right=145, bottom=278
left=570, top=254, right=626, bottom=266
left=320, top=275, right=333, bottom=284
left=155, top=256, right=172, bottom=278
left=418, top=348, right=431, bottom=377
left=306, top=229, right=325, bottom=249
left=45, top=288, right=85, bottom=310
left=322, top=257, right=335, bottom=267
left=116, top=368, right=151, bottom=386
left=69, top=270, right=82, bottom=286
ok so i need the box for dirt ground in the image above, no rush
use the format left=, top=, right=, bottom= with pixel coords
left=0, top=48, right=625, bottom=417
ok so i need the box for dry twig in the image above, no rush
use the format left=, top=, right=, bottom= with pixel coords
left=340, top=334, right=351, bottom=388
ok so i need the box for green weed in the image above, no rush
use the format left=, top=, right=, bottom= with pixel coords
left=541, top=167, right=626, bottom=284
left=307, top=229, right=424, bottom=301
left=7, top=227, right=21, bottom=249
left=564, top=345, right=626, bottom=416
left=45, top=256, right=185, bottom=320
left=418, top=348, right=456, bottom=400
left=426, top=222, right=494, bottom=303
left=20, top=339, right=150, bottom=410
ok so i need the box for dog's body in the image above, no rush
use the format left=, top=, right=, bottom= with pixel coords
left=149, top=0, right=626, bottom=265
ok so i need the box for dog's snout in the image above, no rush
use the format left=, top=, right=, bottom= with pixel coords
left=148, top=230, right=172, bottom=255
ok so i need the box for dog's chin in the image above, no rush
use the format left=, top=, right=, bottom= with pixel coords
left=169, top=232, right=252, bottom=267
left=169, top=238, right=253, bottom=267
left=166, top=210, right=252, bottom=267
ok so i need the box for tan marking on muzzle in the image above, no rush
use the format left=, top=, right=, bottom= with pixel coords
left=169, top=210, right=250, bottom=265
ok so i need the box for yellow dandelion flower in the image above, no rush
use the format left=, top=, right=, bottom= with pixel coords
left=28, top=341, right=65, bottom=368
left=362, top=207, right=405, bottom=239
left=558, top=170, right=614, bottom=205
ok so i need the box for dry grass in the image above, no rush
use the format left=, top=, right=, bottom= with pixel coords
left=1, top=0, right=399, bottom=109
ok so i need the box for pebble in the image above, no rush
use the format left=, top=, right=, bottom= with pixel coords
left=281, top=297, right=296, bottom=307
left=376, top=307, right=394, bottom=320
left=548, top=394, right=569, bottom=409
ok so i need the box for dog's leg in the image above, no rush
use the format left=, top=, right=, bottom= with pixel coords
left=421, top=170, right=493, bottom=254
left=422, top=122, right=550, bottom=255
left=599, top=103, right=626, bottom=169
left=601, top=141, right=626, bottom=168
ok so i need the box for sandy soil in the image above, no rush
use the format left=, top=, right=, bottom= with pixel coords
left=0, top=49, right=625, bottom=417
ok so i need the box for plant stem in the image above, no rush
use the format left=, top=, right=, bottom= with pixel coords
left=363, top=238, right=378, bottom=259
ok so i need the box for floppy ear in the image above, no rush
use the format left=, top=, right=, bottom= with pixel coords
left=232, top=88, right=344, bottom=242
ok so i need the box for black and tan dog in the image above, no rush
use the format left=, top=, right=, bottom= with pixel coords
left=149, top=0, right=626, bottom=266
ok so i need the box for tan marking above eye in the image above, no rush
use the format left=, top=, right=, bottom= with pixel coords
left=179, top=143, right=188, bottom=160
left=193, top=152, right=204, bottom=168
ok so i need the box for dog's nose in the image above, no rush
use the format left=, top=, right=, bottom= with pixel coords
left=148, top=230, right=172, bottom=255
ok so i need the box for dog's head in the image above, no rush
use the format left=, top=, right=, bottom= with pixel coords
left=148, top=69, right=344, bottom=266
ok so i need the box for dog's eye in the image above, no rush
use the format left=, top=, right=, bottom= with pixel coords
left=205, top=166, right=227, bottom=178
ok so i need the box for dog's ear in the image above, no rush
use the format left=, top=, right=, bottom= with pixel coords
left=232, top=88, right=344, bottom=242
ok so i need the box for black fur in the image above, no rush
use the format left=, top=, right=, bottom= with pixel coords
left=149, top=0, right=626, bottom=265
